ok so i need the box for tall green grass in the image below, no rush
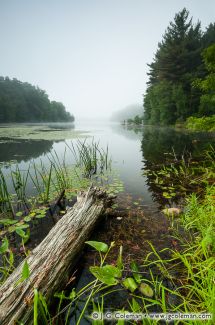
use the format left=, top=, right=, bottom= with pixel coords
left=67, top=139, right=110, bottom=177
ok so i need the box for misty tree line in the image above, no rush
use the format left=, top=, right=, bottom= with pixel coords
left=0, top=77, right=74, bottom=123
left=143, top=8, right=215, bottom=125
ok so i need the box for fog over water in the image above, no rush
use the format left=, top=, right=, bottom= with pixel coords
left=0, top=0, right=214, bottom=120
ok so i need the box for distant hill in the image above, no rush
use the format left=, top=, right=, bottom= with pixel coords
left=110, top=104, right=143, bottom=122
left=0, top=77, right=74, bottom=123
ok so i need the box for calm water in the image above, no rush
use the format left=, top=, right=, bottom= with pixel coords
left=0, top=121, right=214, bottom=205
left=1, top=122, right=214, bottom=323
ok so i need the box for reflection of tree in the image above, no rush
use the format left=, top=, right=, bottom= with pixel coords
left=141, top=126, right=215, bottom=164
left=141, top=126, right=215, bottom=206
left=0, top=139, right=54, bottom=163
left=110, top=123, right=142, bottom=141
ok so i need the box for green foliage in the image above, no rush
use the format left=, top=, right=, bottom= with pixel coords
left=143, top=9, right=215, bottom=125
left=193, top=44, right=215, bottom=116
left=21, top=260, right=30, bottom=280
left=122, top=277, right=138, bottom=292
left=186, top=115, right=215, bottom=131
left=90, top=265, right=121, bottom=285
left=0, top=238, right=9, bottom=254
left=85, top=241, right=109, bottom=253
left=0, top=77, right=74, bottom=123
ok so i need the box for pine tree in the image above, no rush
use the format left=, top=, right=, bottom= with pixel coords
left=144, top=8, right=204, bottom=125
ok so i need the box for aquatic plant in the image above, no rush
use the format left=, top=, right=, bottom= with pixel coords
left=11, top=164, right=30, bottom=202
left=67, top=139, right=111, bottom=178
left=0, top=169, right=14, bottom=214
left=0, top=125, right=86, bottom=141
left=143, top=146, right=215, bottom=205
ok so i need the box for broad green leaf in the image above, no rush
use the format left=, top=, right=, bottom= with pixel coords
left=15, top=227, right=26, bottom=238
left=22, top=260, right=30, bottom=280
left=0, top=238, right=9, bottom=254
left=24, top=216, right=31, bottom=222
left=23, top=228, right=30, bottom=244
left=85, top=241, right=108, bottom=253
left=15, top=223, right=29, bottom=229
left=139, top=283, right=154, bottom=297
left=122, top=277, right=138, bottom=292
left=0, top=219, right=17, bottom=226
left=8, top=225, right=16, bottom=233
left=35, top=214, right=46, bottom=219
left=130, top=261, right=142, bottom=283
left=90, top=265, right=121, bottom=285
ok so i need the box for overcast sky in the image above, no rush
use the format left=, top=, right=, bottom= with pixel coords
left=0, top=0, right=214, bottom=120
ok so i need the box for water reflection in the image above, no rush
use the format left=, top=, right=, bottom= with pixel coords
left=0, top=138, right=54, bottom=163
left=141, top=126, right=215, bottom=164
left=140, top=126, right=215, bottom=206
left=0, top=122, right=75, bottom=164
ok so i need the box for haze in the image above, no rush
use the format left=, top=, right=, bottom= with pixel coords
left=0, top=0, right=214, bottom=120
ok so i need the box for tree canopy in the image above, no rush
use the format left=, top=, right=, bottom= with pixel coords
left=143, top=8, right=215, bottom=125
left=0, top=77, right=74, bottom=123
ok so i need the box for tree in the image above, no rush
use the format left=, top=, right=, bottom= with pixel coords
left=193, top=44, right=215, bottom=116
left=143, top=8, right=209, bottom=125
left=0, top=77, right=75, bottom=123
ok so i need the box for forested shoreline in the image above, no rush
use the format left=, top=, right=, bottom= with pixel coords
left=142, top=8, right=215, bottom=126
left=0, top=77, right=74, bottom=123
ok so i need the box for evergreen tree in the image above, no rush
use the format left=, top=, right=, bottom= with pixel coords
left=143, top=8, right=214, bottom=125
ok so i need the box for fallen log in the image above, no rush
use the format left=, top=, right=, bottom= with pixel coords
left=0, top=187, right=113, bottom=324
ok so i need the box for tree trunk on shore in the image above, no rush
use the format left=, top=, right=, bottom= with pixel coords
left=0, top=187, right=113, bottom=325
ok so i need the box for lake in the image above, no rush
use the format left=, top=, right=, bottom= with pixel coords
left=0, top=121, right=214, bottom=205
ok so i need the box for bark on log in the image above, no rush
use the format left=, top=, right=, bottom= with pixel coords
left=0, top=187, right=113, bottom=325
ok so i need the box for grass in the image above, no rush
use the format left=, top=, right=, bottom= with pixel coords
left=67, top=139, right=110, bottom=178
left=185, top=115, right=215, bottom=132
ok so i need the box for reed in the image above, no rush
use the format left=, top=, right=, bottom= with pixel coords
left=11, top=164, right=30, bottom=201
left=67, top=139, right=110, bottom=178
left=0, top=169, right=13, bottom=213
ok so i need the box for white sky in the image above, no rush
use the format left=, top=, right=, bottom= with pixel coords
left=0, top=0, right=214, bottom=120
